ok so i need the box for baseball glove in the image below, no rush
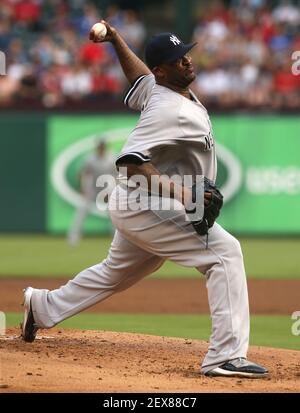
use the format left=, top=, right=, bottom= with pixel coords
left=190, top=177, right=223, bottom=236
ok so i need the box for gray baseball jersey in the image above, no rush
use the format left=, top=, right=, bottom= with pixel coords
left=116, top=74, right=217, bottom=183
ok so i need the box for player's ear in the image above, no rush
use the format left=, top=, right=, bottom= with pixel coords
left=152, top=65, right=166, bottom=80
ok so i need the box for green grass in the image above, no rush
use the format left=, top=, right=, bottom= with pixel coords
left=0, top=235, right=299, bottom=279
left=5, top=313, right=300, bottom=351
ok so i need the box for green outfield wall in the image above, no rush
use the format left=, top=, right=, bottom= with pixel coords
left=0, top=113, right=46, bottom=231
left=0, top=113, right=299, bottom=235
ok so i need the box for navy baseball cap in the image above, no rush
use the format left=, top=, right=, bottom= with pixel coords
left=145, top=33, right=196, bottom=69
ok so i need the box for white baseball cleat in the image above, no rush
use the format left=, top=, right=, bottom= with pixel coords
left=21, top=287, right=38, bottom=343
left=204, top=358, right=268, bottom=378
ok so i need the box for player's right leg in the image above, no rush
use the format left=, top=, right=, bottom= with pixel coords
left=21, top=230, right=164, bottom=341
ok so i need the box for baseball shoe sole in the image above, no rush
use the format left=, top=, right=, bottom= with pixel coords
left=204, top=358, right=268, bottom=378
left=21, top=287, right=38, bottom=343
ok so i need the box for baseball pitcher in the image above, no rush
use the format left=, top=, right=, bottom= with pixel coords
left=21, top=21, right=268, bottom=378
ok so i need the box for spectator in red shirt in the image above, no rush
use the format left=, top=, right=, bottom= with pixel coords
left=272, top=60, right=300, bottom=109
left=78, top=42, right=107, bottom=66
left=273, top=61, right=300, bottom=94
left=91, top=66, right=122, bottom=96
left=14, top=0, right=41, bottom=23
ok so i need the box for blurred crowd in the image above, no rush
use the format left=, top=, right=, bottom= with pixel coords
left=0, top=0, right=146, bottom=108
left=192, top=0, right=300, bottom=111
left=0, top=0, right=299, bottom=111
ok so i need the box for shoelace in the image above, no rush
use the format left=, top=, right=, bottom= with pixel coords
left=230, top=357, right=249, bottom=367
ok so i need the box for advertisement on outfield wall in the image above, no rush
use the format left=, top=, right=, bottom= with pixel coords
left=48, top=115, right=300, bottom=235
left=48, top=115, right=137, bottom=234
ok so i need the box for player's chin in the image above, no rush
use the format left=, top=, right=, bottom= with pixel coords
left=184, top=72, right=196, bottom=85
left=188, top=71, right=196, bottom=82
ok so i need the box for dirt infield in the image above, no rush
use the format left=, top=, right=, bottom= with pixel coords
left=1, top=328, right=299, bottom=393
left=1, top=277, right=300, bottom=314
left=1, top=278, right=299, bottom=393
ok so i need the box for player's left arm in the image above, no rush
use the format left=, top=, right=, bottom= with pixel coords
left=117, top=160, right=191, bottom=206
left=117, top=156, right=212, bottom=207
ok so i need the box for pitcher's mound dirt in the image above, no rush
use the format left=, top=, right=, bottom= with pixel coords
left=0, top=328, right=299, bottom=393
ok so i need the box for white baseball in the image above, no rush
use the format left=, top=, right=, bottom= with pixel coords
left=91, top=23, right=107, bottom=41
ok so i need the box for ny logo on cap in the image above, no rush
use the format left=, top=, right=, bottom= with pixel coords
left=170, top=35, right=181, bottom=45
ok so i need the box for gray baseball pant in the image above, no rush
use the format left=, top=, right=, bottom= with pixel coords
left=31, top=185, right=250, bottom=374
